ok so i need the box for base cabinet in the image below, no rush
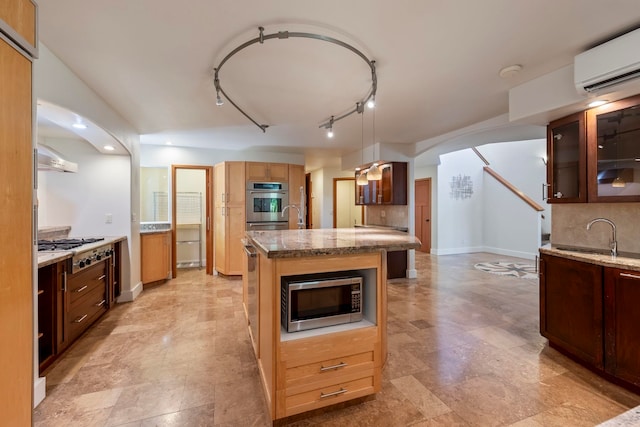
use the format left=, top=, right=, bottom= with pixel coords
left=540, top=253, right=640, bottom=391
left=141, top=231, right=171, bottom=284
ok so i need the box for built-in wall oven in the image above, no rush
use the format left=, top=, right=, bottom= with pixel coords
left=246, top=181, right=289, bottom=230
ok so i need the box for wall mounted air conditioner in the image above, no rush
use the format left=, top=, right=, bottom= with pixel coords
left=574, top=28, right=640, bottom=94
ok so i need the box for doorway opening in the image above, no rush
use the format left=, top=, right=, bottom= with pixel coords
left=171, top=165, right=213, bottom=277
left=415, top=178, right=432, bottom=253
left=333, top=178, right=364, bottom=228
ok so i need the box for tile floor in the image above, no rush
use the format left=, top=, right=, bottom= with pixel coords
left=33, top=252, right=640, bottom=426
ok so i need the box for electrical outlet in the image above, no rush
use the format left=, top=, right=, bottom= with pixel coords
left=105, top=213, right=113, bottom=224
left=380, top=210, right=386, bottom=218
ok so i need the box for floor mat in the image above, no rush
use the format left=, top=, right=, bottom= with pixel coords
left=474, top=261, right=538, bottom=279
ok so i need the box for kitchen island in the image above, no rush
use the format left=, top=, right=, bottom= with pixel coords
left=244, top=228, right=420, bottom=424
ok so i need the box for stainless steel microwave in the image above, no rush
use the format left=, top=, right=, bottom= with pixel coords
left=246, top=181, right=289, bottom=223
left=281, top=274, right=363, bottom=332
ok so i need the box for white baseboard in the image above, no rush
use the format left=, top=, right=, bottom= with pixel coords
left=431, top=246, right=484, bottom=255
left=482, top=246, right=537, bottom=261
left=117, top=281, right=143, bottom=302
left=33, top=377, right=46, bottom=408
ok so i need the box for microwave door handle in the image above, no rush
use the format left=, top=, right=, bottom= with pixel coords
left=249, top=191, right=287, bottom=194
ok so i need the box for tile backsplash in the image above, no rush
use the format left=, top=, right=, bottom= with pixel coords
left=551, top=203, right=640, bottom=254
left=365, top=205, right=408, bottom=228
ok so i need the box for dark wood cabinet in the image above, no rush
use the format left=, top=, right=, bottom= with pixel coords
left=355, top=162, right=407, bottom=205
left=546, top=112, right=587, bottom=203
left=547, top=94, right=640, bottom=203
left=586, top=93, right=640, bottom=202
left=539, top=253, right=603, bottom=368
left=541, top=252, right=640, bottom=392
left=604, top=268, right=640, bottom=387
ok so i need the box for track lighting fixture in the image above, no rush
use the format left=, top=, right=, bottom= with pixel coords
left=213, top=26, right=377, bottom=134
left=367, top=105, right=381, bottom=180
left=356, top=103, right=368, bottom=186
left=367, top=96, right=375, bottom=109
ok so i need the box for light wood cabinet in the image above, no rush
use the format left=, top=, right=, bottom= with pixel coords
left=214, top=161, right=245, bottom=275
left=287, top=164, right=305, bottom=229
left=141, top=231, right=171, bottom=284
left=0, top=6, right=35, bottom=424
left=255, top=251, right=383, bottom=421
left=246, top=161, right=288, bottom=182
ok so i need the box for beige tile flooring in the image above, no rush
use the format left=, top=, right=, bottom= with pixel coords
left=33, top=252, right=640, bottom=426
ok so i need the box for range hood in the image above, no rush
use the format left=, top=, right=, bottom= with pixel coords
left=37, top=144, right=78, bottom=173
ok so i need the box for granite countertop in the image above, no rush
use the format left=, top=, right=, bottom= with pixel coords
left=246, top=227, right=421, bottom=259
left=540, top=245, right=640, bottom=272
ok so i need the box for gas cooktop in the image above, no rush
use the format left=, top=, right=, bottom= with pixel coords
left=37, top=238, right=105, bottom=251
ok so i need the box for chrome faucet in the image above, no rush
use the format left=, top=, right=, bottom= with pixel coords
left=586, top=217, right=617, bottom=257
left=282, top=204, right=305, bottom=229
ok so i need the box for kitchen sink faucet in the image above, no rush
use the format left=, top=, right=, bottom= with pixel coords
left=282, top=204, right=305, bottom=229
left=586, top=217, right=617, bottom=257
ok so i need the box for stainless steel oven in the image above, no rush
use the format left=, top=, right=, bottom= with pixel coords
left=246, top=181, right=289, bottom=224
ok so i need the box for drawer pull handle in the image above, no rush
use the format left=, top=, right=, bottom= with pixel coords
left=96, top=299, right=106, bottom=307
left=98, top=275, right=106, bottom=281
left=75, top=285, right=88, bottom=293
left=620, top=273, right=640, bottom=280
left=320, top=362, right=348, bottom=372
left=320, top=388, right=347, bottom=399
left=73, top=314, right=88, bottom=323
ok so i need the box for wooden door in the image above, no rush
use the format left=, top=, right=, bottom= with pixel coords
left=334, top=178, right=363, bottom=228
left=414, top=178, right=431, bottom=252
left=288, top=165, right=305, bottom=229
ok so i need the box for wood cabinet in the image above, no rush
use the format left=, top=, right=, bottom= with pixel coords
left=539, top=253, right=603, bottom=367
left=254, top=251, right=383, bottom=421
left=0, top=4, right=36, bottom=423
left=288, top=164, right=306, bottom=229
left=66, top=261, right=109, bottom=343
left=546, top=94, right=640, bottom=203
left=604, top=268, right=640, bottom=388
left=540, top=252, right=640, bottom=392
left=546, top=112, right=587, bottom=203
left=246, top=161, right=288, bottom=182
left=214, top=161, right=245, bottom=275
left=355, top=162, right=407, bottom=205
left=586, top=94, right=640, bottom=202
left=141, top=231, right=171, bottom=284
left=37, top=261, right=67, bottom=373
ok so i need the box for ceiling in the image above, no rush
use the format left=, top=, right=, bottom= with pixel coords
left=36, top=1, right=640, bottom=168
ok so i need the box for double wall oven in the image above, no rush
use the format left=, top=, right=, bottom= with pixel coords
left=246, top=181, right=289, bottom=230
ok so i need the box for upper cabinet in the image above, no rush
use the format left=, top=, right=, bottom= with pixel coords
left=246, top=162, right=288, bottom=182
left=355, top=162, right=407, bottom=205
left=547, top=112, right=587, bottom=203
left=587, top=94, right=640, bottom=202
left=546, top=94, right=640, bottom=203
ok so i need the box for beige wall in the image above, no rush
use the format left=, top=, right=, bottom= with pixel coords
left=551, top=203, right=640, bottom=254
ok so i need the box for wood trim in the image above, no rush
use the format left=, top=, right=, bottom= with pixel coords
left=483, top=166, right=544, bottom=212
left=472, top=147, right=490, bottom=166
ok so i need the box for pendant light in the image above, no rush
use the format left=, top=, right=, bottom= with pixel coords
left=356, top=103, right=368, bottom=185
left=367, top=105, right=382, bottom=180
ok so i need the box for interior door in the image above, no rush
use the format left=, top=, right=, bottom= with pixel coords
left=334, top=178, right=363, bottom=228
left=414, top=178, right=431, bottom=252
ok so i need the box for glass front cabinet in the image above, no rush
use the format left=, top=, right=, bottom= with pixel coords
left=587, top=94, right=640, bottom=202
left=546, top=94, right=640, bottom=203
left=547, top=112, right=587, bottom=203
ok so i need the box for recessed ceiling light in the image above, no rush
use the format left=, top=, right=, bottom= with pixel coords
left=499, top=64, right=522, bottom=79
left=72, top=123, right=87, bottom=129
left=165, top=141, right=172, bottom=145
left=103, top=145, right=115, bottom=151
left=588, top=100, right=608, bottom=108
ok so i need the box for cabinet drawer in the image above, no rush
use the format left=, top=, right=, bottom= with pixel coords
left=284, top=371, right=376, bottom=417
left=67, top=284, right=107, bottom=341
left=68, top=262, right=107, bottom=306
left=286, top=351, right=374, bottom=389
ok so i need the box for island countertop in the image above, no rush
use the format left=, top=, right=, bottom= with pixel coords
left=246, top=227, right=421, bottom=258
